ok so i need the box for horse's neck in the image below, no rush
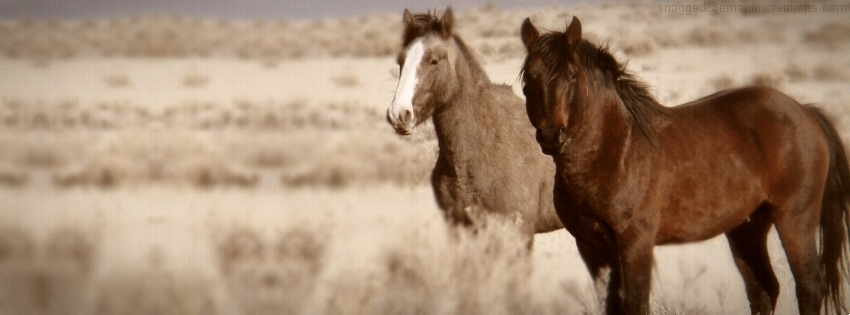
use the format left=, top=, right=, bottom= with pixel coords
left=433, top=86, right=490, bottom=161
left=432, top=53, right=496, bottom=160
left=560, top=88, right=633, bottom=177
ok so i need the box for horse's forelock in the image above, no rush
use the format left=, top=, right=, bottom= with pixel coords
left=521, top=32, right=574, bottom=87
left=402, top=12, right=447, bottom=47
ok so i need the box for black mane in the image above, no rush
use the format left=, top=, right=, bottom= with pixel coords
left=523, top=34, right=667, bottom=142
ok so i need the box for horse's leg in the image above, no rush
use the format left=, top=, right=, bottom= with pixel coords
left=774, top=203, right=825, bottom=315
left=575, top=239, right=622, bottom=314
left=617, top=230, right=655, bottom=315
left=725, top=205, right=779, bottom=315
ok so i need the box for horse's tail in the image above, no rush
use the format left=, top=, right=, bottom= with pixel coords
left=808, top=105, right=850, bottom=314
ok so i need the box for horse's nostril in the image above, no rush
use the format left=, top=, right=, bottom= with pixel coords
left=401, top=110, right=413, bottom=123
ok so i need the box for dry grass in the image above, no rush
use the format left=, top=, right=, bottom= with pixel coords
left=784, top=62, right=809, bottom=82
left=103, top=74, right=131, bottom=88
left=361, top=217, right=581, bottom=315
left=3, top=185, right=793, bottom=314
left=803, top=22, right=850, bottom=49
left=215, top=224, right=327, bottom=315
left=0, top=99, right=435, bottom=188
left=0, top=191, right=597, bottom=315
left=619, top=35, right=657, bottom=57
left=812, top=63, right=850, bottom=82
left=709, top=74, right=737, bottom=91
left=0, top=225, right=98, bottom=315
left=0, top=14, right=403, bottom=61
left=749, top=71, right=786, bottom=89
left=331, top=74, right=360, bottom=88
left=182, top=73, right=210, bottom=88
left=53, top=129, right=259, bottom=189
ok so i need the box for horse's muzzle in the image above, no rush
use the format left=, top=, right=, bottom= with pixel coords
left=536, top=127, right=568, bottom=155
left=387, top=108, right=415, bottom=135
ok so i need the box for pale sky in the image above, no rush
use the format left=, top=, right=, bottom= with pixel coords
left=0, top=0, right=593, bottom=19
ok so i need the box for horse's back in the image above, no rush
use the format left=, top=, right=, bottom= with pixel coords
left=671, top=86, right=831, bottom=199
left=679, top=86, right=803, bottom=117
left=674, top=86, right=821, bottom=141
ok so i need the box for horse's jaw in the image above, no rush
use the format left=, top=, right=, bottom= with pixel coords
left=389, top=118, right=416, bottom=135
left=540, top=144, right=566, bottom=156
left=539, top=136, right=571, bottom=156
left=394, top=127, right=415, bottom=136
left=536, top=129, right=572, bottom=156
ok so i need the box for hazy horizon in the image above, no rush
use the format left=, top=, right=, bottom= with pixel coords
left=0, top=0, right=593, bottom=19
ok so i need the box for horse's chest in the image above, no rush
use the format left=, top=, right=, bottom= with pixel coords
left=432, top=162, right=484, bottom=206
left=553, top=177, right=620, bottom=247
left=560, top=207, right=615, bottom=247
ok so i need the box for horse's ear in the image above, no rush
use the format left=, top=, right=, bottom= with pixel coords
left=440, top=7, right=454, bottom=39
left=565, top=16, right=582, bottom=47
left=403, top=9, right=413, bottom=26
left=521, top=18, right=539, bottom=49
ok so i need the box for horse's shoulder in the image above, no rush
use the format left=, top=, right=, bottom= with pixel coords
left=487, top=84, right=524, bottom=103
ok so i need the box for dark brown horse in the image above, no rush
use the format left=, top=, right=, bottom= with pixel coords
left=520, top=16, right=850, bottom=315
left=385, top=8, right=563, bottom=239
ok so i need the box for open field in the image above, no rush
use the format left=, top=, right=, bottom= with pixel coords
left=1, top=1, right=850, bottom=314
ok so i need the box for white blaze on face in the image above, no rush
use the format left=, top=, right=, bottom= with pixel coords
left=388, top=39, right=425, bottom=128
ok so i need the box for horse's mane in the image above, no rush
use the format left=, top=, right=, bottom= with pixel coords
left=522, top=34, right=667, bottom=142
left=402, top=11, right=488, bottom=81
